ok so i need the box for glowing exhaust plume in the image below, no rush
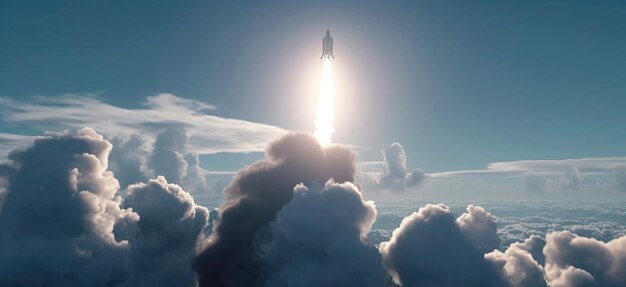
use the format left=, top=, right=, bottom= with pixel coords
left=314, top=59, right=335, bottom=146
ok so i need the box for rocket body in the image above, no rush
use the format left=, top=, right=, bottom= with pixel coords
left=320, top=30, right=335, bottom=59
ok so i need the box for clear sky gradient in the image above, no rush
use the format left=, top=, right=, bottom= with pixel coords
left=1, top=0, right=626, bottom=173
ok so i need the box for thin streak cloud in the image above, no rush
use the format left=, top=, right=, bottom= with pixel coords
left=429, top=157, right=626, bottom=178
left=0, top=93, right=288, bottom=155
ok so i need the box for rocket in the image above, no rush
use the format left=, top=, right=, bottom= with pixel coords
left=320, top=29, right=335, bottom=60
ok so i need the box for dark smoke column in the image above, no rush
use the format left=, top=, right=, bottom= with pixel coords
left=192, top=133, right=356, bottom=286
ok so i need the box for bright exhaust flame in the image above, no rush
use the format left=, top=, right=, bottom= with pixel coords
left=314, top=59, right=335, bottom=146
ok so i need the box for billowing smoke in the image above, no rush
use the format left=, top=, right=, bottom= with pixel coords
left=117, top=176, right=209, bottom=287
left=511, top=235, right=547, bottom=266
left=487, top=230, right=626, bottom=287
left=0, top=128, right=136, bottom=286
left=109, top=126, right=209, bottom=194
left=2, top=127, right=625, bottom=287
left=379, top=204, right=506, bottom=287
left=147, top=126, right=209, bottom=194
left=0, top=128, right=211, bottom=287
left=379, top=143, right=426, bottom=190
left=543, top=231, right=626, bottom=286
left=182, top=151, right=209, bottom=194
left=457, top=205, right=501, bottom=253
left=259, top=181, right=386, bottom=287
left=192, top=133, right=359, bottom=286
left=486, top=239, right=546, bottom=287
left=149, top=127, right=189, bottom=184
left=548, top=267, right=596, bottom=287
left=109, top=135, right=150, bottom=188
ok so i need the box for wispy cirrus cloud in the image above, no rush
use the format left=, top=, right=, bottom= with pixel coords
left=424, top=157, right=626, bottom=193
left=429, top=157, right=626, bottom=178
left=0, top=93, right=288, bottom=156
left=487, top=158, right=626, bottom=175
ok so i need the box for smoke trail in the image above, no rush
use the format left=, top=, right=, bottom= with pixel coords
left=314, top=59, right=335, bottom=146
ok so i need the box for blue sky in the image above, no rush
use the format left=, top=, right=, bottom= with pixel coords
left=1, top=0, right=626, bottom=175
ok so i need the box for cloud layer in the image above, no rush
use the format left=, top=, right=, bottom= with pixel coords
left=0, top=129, right=208, bottom=286
left=0, top=128, right=624, bottom=287
left=428, top=157, right=626, bottom=194
left=260, top=181, right=386, bottom=287
left=0, top=128, right=136, bottom=286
